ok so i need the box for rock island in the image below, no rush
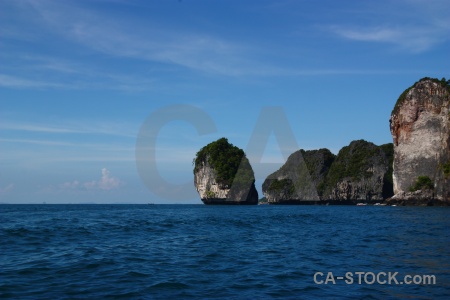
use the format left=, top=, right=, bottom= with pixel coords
left=193, top=138, right=258, bottom=205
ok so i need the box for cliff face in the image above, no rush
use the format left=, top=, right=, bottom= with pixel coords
left=262, top=141, right=393, bottom=203
left=324, top=140, right=393, bottom=201
left=262, top=149, right=334, bottom=203
left=389, top=78, right=450, bottom=202
left=193, top=138, right=258, bottom=205
left=303, top=149, right=336, bottom=198
left=194, top=158, right=229, bottom=200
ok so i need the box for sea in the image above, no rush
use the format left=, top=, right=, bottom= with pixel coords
left=1, top=204, right=449, bottom=299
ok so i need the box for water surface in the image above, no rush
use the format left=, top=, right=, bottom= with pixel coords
left=1, top=204, right=449, bottom=299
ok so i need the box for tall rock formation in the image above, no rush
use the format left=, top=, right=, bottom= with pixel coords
left=262, top=141, right=394, bottom=204
left=389, top=77, right=450, bottom=203
left=262, top=149, right=335, bottom=203
left=193, top=138, right=258, bottom=205
left=324, top=140, right=393, bottom=201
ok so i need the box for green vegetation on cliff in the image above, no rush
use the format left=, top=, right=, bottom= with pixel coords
left=443, top=162, right=450, bottom=179
left=258, top=197, right=268, bottom=204
left=301, top=148, right=335, bottom=197
left=194, top=138, right=254, bottom=188
left=322, top=140, right=393, bottom=198
left=262, top=142, right=393, bottom=201
left=409, top=176, right=434, bottom=192
left=268, top=178, right=295, bottom=196
left=262, top=148, right=335, bottom=201
left=326, top=140, right=378, bottom=184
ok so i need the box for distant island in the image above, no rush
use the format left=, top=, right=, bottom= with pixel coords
left=262, top=140, right=393, bottom=205
left=193, top=138, right=258, bottom=205
left=193, top=77, right=450, bottom=206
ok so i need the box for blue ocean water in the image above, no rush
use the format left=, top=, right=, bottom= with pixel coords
left=1, top=204, right=449, bottom=299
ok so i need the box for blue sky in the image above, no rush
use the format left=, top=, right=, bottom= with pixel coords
left=1, top=0, right=449, bottom=204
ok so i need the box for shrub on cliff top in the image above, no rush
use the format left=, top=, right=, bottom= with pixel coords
left=194, top=138, right=254, bottom=188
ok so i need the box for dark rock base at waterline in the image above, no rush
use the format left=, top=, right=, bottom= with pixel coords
left=201, top=198, right=258, bottom=205
left=386, top=198, right=450, bottom=206
left=267, top=200, right=360, bottom=205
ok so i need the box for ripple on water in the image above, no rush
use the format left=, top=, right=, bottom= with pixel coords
left=1, top=205, right=449, bottom=299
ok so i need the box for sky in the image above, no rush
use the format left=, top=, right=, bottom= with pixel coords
left=1, top=0, right=449, bottom=204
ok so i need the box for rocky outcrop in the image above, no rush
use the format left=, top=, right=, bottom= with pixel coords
left=262, top=141, right=394, bottom=204
left=386, top=190, right=449, bottom=206
left=303, top=149, right=336, bottom=198
left=195, top=159, right=229, bottom=200
left=324, top=140, right=393, bottom=201
left=262, top=149, right=334, bottom=203
left=193, top=138, right=258, bottom=205
left=389, top=77, right=450, bottom=203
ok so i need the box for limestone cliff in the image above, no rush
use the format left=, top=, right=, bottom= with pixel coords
left=389, top=77, right=450, bottom=203
left=262, top=149, right=334, bottom=203
left=323, top=140, right=393, bottom=201
left=193, top=138, right=258, bottom=205
left=262, top=141, right=393, bottom=204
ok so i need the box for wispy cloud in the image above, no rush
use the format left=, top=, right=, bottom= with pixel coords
left=0, top=120, right=137, bottom=138
left=0, top=53, right=157, bottom=91
left=59, top=168, right=124, bottom=191
left=0, top=123, right=83, bottom=134
left=331, top=25, right=447, bottom=53
left=329, top=0, right=450, bottom=53
left=0, top=74, right=67, bottom=89
left=0, top=138, right=136, bottom=166
left=71, top=25, right=240, bottom=76
left=60, top=180, right=80, bottom=190
left=18, top=0, right=250, bottom=77
left=333, top=27, right=398, bottom=42
left=11, top=0, right=378, bottom=78
left=0, top=138, right=76, bottom=146
left=3, top=0, right=447, bottom=91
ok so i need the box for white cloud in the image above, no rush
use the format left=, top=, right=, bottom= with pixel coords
left=329, top=0, right=450, bottom=53
left=0, top=74, right=67, bottom=89
left=15, top=0, right=348, bottom=78
left=2, top=0, right=422, bottom=91
left=98, top=168, right=122, bottom=190
left=60, top=180, right=79, bottom=189
left=83, top=181, right=97, bottom=190
left=333, top=27, right=398, bottom=42
left=3, top=0, right=447, bottom=88
left=0, top=53, right=158, bottom=91
left=331, top=25, right=445, bottom=53
left=17, top=0, right=249, bottom=77
left=0, top=123, right=82, bottom=134
left=0, top=120, right=136, bottom=138
left=60, top=168, right=124, bottom=192
left=0, top=138, right=76, bottom=146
